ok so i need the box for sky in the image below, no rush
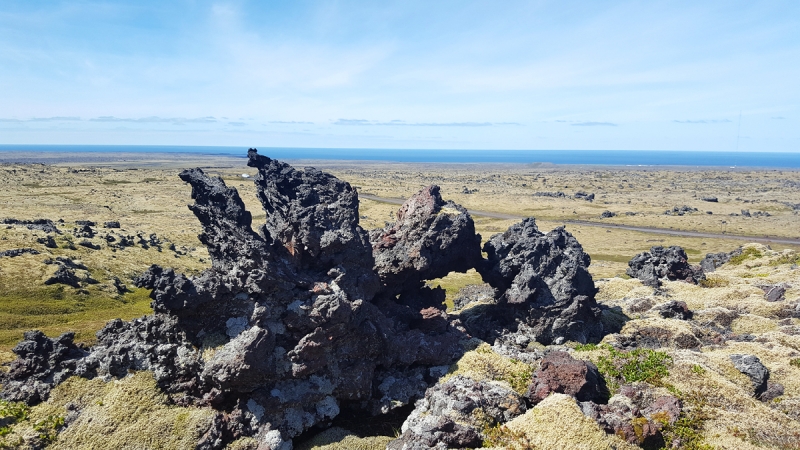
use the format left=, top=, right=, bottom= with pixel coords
left=0, top=1, right=798, bottom=151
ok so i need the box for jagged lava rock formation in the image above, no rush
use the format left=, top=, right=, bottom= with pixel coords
left=1, top=149, right=607, bottom=448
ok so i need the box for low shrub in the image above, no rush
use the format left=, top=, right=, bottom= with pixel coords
left=595, top=345, right=672, bottom=391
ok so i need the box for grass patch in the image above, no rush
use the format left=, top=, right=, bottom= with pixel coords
left=0, top=288, right=152, bottom=351
left=426, top=269, right=484, bottom=310
left=790, top=358, right=800, bottom=368
left=444, top=343, right=533, bottom=394
left=770, top=252, right=800, bottom=266
left=590, top=253, right=632, bottom=264
left=728, top=247, right=763, bottom=265
left=594, top=344, right=672, bottom=391
left=101, top=179, right=133, bottom=185
left=699, top=277, right=730, bottom=288
left=661, top=388, right=714, bottom=450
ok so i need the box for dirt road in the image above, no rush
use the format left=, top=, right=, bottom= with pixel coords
left=359, top=194, right=800, bottom=246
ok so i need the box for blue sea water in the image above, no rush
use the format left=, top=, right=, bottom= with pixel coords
left=1, top=145, right=799, bottom=168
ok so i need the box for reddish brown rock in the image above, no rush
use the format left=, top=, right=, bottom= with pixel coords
left=526, top=351, right=608, bottom=404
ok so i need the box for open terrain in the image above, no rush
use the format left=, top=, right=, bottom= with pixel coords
left=0, top=151, right=799, bottom=449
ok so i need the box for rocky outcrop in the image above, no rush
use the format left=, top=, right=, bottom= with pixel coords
left=1, top=149, right=608, bottom=447
left=580, top=387, right=680, bottom=447
left=388, top=375, right=526, bottom=450
left=462, top=218, right=603, bottom=345
left=627, top=246, right=704, bottom=288
left=700, top=248, right=742, bottom=273
left=1, top=331, right=89, bottom=404
left=730, top=354, right=769, bottom=398
left=574, top=191, right=595, bottom=201
left=1, top=218, right=60, bottom=234
left=657, top=300, right=693, bottom=320
left=370, top=185, right=482, bottom=302
left=664, top=205, right=698, bottom=216
left=0, top=248, right=40, bottom=258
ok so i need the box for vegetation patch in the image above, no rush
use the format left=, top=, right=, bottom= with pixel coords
left=728, top=247, right=763, bottom=265
left=698, top=277, right=729, bottom=288
left=443, top=343, right=533, bottom=393
left=661, top=388, right=714, bottom=450
left=770, top=252, right=800, bottom=266
left=594, top=344, right=672, bottom=391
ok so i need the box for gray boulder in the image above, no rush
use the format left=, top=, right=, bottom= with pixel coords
left=462, top=218, right=603, bottom=345
left=627, top=246, right=704, bottom=288
left=389, top=375, right=526, bottom=450
left=730, top=354, right=769, bottom=397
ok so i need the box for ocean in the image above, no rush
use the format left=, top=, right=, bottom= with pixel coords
left=1, top=145, right=799, bottom=168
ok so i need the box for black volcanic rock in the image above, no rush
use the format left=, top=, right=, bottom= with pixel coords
left=2, top=218, right=60, bottom=234
left=463, top=218, right=603, bottom=345
left=44, top=266, right=81, bottom=288
left=627, top=246, right=704, bottom=288
left=700, top=248, right=742, bottom=273
left=0, top=248, right=40, bottom=258
left=1, top=331, right=88, bottom=404
left=370, top=185, right=482, bottom=299
left=1, top=149, right=608, bottom=447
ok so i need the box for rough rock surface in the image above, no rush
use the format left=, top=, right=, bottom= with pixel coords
left=700, top=248, right=742, bottom=273
left=627, top=246, right=705, bottom=288
left=580, top=388, right=680, bottom=447
left=389, top=375, right=526, bottom=450
left=452, top=284, right=495, bottom=311
left=1, top=149, right=608, bottom=447
left=759, top=283, right=789, bottom=302
left=370, top=185, right=482, bottom=300
left=1, top=218, right=60, bottom=234
left=0, top=248, right=40, bottom=258
left=657, top=300, right=693, bottom=320
left=463, top=218, right=603, bottom=345
left=526, top=351, right=608, bottom=404
left=730, top=354, right=769, bottom=397
left=1, top=331, right=89, bottom=404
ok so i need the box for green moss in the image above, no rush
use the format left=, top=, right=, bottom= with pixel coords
left=728, top=247, right=763, bottom=265
left=295, top=427, right=393, bottom=450
left=574, top=343, right=599, bottom=351
left=426, top=269, right=484, bottom=310
left=790, top=358, right=800, bottom=368
left=482, top=422, right=533, bottom=449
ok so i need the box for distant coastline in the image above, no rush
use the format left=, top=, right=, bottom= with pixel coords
left=1, top=145, right=799, bottom=168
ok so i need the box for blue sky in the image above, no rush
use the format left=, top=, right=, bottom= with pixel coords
left=0, top=1, right=798, bottom=151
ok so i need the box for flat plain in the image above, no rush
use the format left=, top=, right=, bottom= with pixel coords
left=1, top=152, right=799, bottom=351
left=2, top=151, right=800, bottom=448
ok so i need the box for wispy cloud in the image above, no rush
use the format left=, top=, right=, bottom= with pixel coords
left=571, top=121, right=617, bottom=127
left=89, top=116, right=218, bottom=124
left=227, top=121, right=246, bottom=126
left=673, top=119, right=732, bottom=124
left=333, top=119, right=515, bottom=127
left=269, top=120, right=315, bottom=124
left=28, top=116, right=81, bottom=122
left=771, top=116, right=786, bottom=120
left=0, top=117, right=81, bottom=122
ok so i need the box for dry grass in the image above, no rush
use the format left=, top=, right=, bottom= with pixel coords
left=0, top=372, right=216, bottom=449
